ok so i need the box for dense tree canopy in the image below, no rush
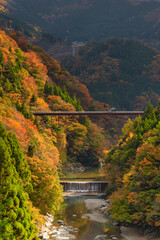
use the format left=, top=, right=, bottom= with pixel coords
left=0, top=30, right=106, bottom=237
left=62, top=39, right=160, bottom=110
left=105, top=104, right=160, bottom=228
left=0, top=122, right=38, bottom=240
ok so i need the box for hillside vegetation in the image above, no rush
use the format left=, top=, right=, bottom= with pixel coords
left=17, top=38, right=122, bottom=147
left=3, top=0, right=160, bottom=46
left=0, top=1, right=40, bottom=39
left=0, top=29, right=106, bottom=237
left=105, top=104, right=160, bottom=230
left=0, top=122, right=38, bottom=239
left=62, top=38, right=160, bottom=110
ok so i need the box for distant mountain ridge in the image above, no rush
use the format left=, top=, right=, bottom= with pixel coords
left=2, top=0, right=160, bottom=47
left=0, top=0, right=40, bottom=39
left=0, top=12, right=40, bottom=39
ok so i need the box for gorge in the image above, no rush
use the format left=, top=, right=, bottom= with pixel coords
left=1, top=10, right=160, bottom=239
left=54, top=169, right=150, bottom=240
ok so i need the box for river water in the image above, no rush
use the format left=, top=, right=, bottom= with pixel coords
left=58, top=169, right=149, bottom=240
left=57, top=194, right=149, bottom=240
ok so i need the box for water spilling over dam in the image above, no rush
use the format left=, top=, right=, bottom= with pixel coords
left=61, top=181, right=108, bottom=192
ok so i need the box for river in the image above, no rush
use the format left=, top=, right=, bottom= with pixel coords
left=56, top=194, right=149, bottom=240
left=58, top=168, right=150, bottom=240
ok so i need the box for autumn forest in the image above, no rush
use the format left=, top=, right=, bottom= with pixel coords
left=1, top=0, right=160, bottom=239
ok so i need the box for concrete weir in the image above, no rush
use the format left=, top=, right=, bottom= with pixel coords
left=60, top=181, right=108, bottom=192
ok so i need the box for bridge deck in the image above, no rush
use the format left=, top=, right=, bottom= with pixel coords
left=32, top=111, right=144, bottom=116
left=60, top=181, right=108, bottom=183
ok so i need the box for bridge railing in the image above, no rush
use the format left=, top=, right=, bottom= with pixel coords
left=32, top=111, right=144, bottom=116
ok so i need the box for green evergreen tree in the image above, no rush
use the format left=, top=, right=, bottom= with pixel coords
left=27, top=140, right=36, bottom=158
left=0, top=137, right=38, bottom=240
left=54, top=84, right=61, bottom=96
left=63, top=87, right=72, bottom=103
left=4, top=61, right=22, bottom=92
left=142, top=104, right=156, bottom=122
left=0, top=122, right=32, bottom=193
left=33, top=117, right=39, bottom=128
left=30, top=94, right=37, bottom=104
left=0, top=89, right=3, bottom=98
left=21, top=101, right=32, bottom=119
left=0, top=50, right=3, bottom=64
left=44, top=81, right=54, bottom=98
left=7, top=132, right=32, bottom=193
left=142, top=104, right=157, bottom=131
left=75, top=99, right=83, bottom=111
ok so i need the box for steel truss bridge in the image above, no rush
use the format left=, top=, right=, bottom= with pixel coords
left=32, top=111, right=144, bottom=117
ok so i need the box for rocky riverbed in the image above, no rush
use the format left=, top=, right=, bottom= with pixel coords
left=38, top=198, right=110, bottom=240
left=38, top=213, right=78, bottom=240
left=38, top=197, right=157, bottom=240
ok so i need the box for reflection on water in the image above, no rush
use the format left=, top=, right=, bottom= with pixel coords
left=61, top=168, right=106, bottom=181
left=58, top=196, right=91, bottom=239
left=56, top=195, right=148, bottom=240
left=59, top=169, right=149, bottom=240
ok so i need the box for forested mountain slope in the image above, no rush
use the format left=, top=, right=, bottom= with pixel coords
left=0, top=29, right=106, bottom=237
left=62, top=38, right=160, bottom=110
left=105, top=104, right=160, bottom=231
left=0, top=29, right=64, bottom=219
left=3, top=0, right=160, bottom=46
left=17, top=39, right=123, bottom=147
left=0, top=1, right=40, bottom=38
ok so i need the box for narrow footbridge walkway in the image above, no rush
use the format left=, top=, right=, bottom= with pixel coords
left=32, top=111, right=144, bottom=117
